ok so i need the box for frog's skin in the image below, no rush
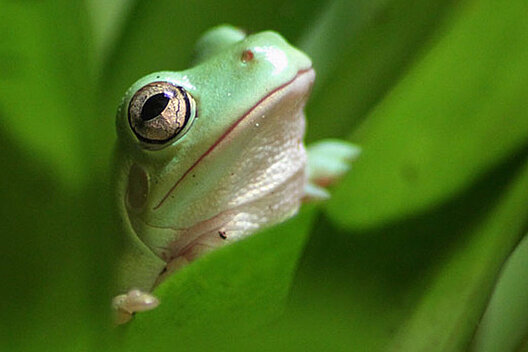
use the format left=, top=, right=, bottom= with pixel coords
left=112, top=25, right=359, bottom=324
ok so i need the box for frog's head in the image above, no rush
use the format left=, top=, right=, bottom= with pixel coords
left=114, top=26, right=314, bottom=260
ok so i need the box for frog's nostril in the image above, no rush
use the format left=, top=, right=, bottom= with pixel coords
left=126, top=163, right=149, bottom=210
left=241, top=49, right=254, bottom=63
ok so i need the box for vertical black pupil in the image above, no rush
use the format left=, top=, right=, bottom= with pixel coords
left=141, top=93, right=171, bottom=121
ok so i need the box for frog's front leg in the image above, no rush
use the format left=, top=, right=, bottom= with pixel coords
left=112, top=256, right=191, bottom=325
left=304, top=139, right=360, bottom=201
left=111, top=233, right=166, bottom=325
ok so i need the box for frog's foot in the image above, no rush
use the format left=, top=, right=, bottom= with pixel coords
left=112, top=289, right=159, bottom=325
left=304, top=139, right=360, bottom=201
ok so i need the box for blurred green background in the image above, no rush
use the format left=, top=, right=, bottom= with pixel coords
left=1, top=0, right=528, bottom=351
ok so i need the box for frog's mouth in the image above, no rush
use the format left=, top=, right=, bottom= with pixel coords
left=153, top=67, right=315, bottom=210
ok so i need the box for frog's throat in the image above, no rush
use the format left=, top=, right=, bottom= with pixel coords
left=153, top=67, right=314, bottom=210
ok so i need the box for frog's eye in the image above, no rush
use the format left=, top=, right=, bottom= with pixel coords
left=128, top=81, right=196, bottom=147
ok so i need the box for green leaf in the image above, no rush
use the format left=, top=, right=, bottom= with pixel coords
left=387, top=157, right=528, bottom=351
left=227, top=149, right=528, bottom=351
left=86, top=0, right=136, bottom=65
left=0, top=1, right=98, bottom=187
left=303, top=0, right=459, bottom=142
left=472, top=233, right=528, bottom=352
left=121, top=206, right=316, bottom=350
left=327, top=0, right=528, bottom=229
left=0, top=2, right=117, bottom=351
left=0, top=121, right=117, bottom=351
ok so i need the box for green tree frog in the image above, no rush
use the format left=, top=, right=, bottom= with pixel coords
left=112, top=25, right=359, bottom=324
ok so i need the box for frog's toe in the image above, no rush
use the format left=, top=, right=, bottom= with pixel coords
left=112, top=289, right=159, bottom=325
left=306, top=139, right=360, bottom=188
left=303, top=183, right=330, bottom=202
